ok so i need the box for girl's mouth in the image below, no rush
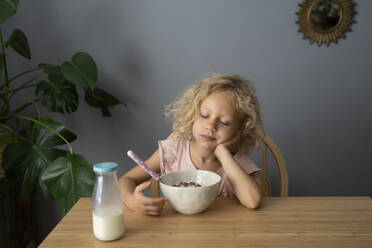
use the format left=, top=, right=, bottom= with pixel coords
left=201, top=134, right=216, bottom=141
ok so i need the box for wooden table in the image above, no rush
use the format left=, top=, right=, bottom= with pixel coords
left=40, top=197, right=372, bottom=247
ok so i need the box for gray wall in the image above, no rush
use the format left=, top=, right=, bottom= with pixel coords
left=3, top=0, right=371, bottom=244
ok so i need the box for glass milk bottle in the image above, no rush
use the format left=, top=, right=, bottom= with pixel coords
left=92, top=162, right=125, bottom=241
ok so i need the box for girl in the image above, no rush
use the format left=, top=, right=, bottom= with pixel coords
left=119, top=74, right=263, bottom=216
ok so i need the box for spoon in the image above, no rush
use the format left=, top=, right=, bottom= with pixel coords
left=127, top=150, right=160, bottom=181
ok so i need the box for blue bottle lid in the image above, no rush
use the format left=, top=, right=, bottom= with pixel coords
left=93, top=162, right=118, bottom=173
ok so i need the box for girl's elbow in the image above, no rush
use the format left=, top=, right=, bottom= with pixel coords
left=243, top=200, right=261, bottom=210
left=241, top=194, right=263, bottom=210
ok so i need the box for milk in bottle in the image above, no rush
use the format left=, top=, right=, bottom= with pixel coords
left=92, top=162, right=124, bottom=241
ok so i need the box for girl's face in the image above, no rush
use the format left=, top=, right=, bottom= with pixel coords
left=192, top=91, right=241, bottom=151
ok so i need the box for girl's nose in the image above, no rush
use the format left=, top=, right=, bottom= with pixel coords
left=206, top=120, right=217, bottom=132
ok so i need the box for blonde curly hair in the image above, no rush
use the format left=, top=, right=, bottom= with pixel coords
left=165, top=74, right=263, bottom=153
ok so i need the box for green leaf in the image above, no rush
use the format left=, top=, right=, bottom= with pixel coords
left=3, top=142, right=34, bottom=182
left=0, top=131, right=17, bottom=150
left=41, top=153, right=94, bottom=215
left=39, top=178, right=54, bottom=200
left=38, top=63, right=62, bottom=75
left=11, top=0, right=20, bottom=8
left=39, top=63, right=65, bottom=83
left=35, top=80, right=79, bottom=114
left=3, top=142, right=66, bottom=196
left=0, top=53, right=4, bottom=78
left=6, top=29, right=31, bottom=60
left=48, top=72, right=65, bottom=83
left=61, top=52, right=97, bottom=91
left=2, top=118, right=77, bottom=197
left=31, top=117, right=77, bottom=147
left=85, top=87, right=123, bottom=117
left=0, top=0, right=18, bottom=24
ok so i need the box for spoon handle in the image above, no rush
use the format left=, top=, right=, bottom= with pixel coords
left=127, top=150, right=160, bottom=180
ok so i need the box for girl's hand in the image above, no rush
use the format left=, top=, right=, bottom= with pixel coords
left=131, top=181, right=167, bottom=216
left=215, top=134, right=240, bottom=158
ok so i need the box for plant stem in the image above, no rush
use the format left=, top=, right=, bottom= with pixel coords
left=9, top=82, right=39, bottom=95
left=0, top=93, right=9, bottom=116
left=0, top=27, right=10, bottom=97
left=8, top=72, right=42, bottom=98
left=0, top=122, right=32, bottom=144
left=13, top=98, right=40, bottom=115
left=0, top=115, right=74, bottom=154
left=13, top=94, right=41, bottom=119
left=18, top=115, right=74, bottom=154
left=8, top=67, right=41, bottom=83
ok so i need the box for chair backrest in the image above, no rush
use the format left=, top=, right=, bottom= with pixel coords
left=255, top=128, right=289, bottom=197
left=151, top=129, right=289, bottom=197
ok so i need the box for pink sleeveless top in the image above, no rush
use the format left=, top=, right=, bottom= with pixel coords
left=158, top=138, right=261, bottom=197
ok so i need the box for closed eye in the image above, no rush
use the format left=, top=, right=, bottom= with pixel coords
left=200, top=113, right=208, bottom=118
left=220, top=121, right=231, bottom=126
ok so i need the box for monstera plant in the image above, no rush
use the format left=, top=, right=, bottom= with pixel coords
left=0, top=0, right=122, bottom=215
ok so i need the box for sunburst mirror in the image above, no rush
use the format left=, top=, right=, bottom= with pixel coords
left=296, top=0, right=357, bottom=46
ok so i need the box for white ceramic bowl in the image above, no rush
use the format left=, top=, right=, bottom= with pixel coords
left=159, top=170, right=221, bottom=214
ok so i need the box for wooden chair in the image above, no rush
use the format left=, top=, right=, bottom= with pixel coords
left=254, top=128, right=289, bottom=197
left=151, top=128, right=289, bottom=197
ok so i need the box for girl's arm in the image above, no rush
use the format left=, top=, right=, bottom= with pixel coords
left=119, top=149, right=167, bottom=216
left=215, top=145, right=263, bottom=209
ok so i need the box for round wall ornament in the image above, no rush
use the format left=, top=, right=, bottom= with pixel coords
left=296, top=0, right=357, bottom=46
